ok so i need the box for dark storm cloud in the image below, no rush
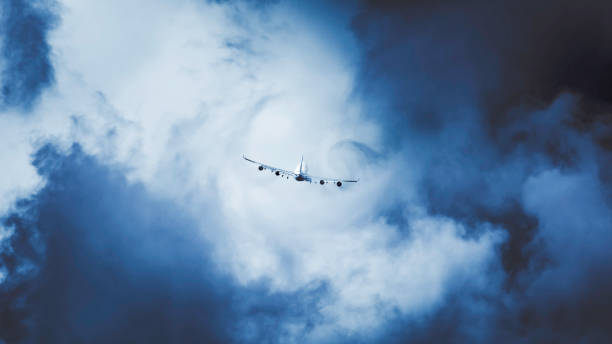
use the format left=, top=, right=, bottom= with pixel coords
left=0, top=143, right=328, bottom=343
left=353, top=0, right=612, bottom=159
left=351, top=0, right=612, bottom=341
left=0, top=0, right=57, bottom=110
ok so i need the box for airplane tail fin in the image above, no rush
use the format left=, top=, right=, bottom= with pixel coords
left=294, top=155, right=305, bottom=175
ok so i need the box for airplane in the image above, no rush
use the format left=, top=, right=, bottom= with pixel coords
left=242, top=155, right=359, bottom=187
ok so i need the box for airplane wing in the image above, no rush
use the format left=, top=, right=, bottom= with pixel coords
left=310, top=175, right=359, bottom=186
left=242, top=155, right=297, bottom=177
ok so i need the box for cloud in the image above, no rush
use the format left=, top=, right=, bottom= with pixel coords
left=0, top=0, right=510, bottom=341
left=0, top=0, right=57, bottom=110
left=2, top=0, right=612, bottom=342
left=350, top=0, right=612, bottom=341
left=0, top=142, right=504, bottom=342
left=0, top=143, right=332, bottom=343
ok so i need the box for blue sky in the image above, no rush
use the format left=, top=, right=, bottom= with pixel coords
left=1, top=0, right=612, bottom=342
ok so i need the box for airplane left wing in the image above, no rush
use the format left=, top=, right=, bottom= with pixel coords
left=242, top=155, right=297, bottom=177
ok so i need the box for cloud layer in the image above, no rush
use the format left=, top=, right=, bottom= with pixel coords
left=1, top=0, right=612, bottom=342
left=0, top=0, right=57, bottom=110
left=351, top=0, right=612, bottom=341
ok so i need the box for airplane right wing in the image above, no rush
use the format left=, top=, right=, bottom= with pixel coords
left=310, top=175, right=359, bottom=186
left=242, top=155, right=297, bottom=177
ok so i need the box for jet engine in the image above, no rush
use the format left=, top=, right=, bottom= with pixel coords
left=320, top=180, right=325, bottom=185
left=336, top=181, right=342, bottom=187
left=258, top=166, right=264, bottom=171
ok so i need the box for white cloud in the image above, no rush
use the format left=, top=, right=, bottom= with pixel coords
left=0, top=0, right=506, bottom=336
